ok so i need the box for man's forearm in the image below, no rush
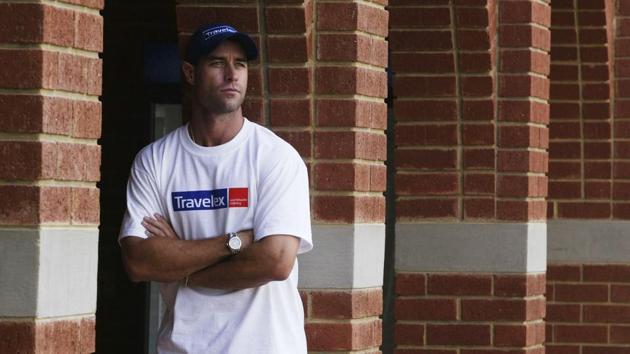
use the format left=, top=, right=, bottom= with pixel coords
left=121, top=234, right=231, bottom=283
left=187, top=235, right=300, bottom=290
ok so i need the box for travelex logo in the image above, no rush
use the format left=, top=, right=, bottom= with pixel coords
left=172, top=187, right=248, bottom=211
left=202, top=26, right=236, bottom=40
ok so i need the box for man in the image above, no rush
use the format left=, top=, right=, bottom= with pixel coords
left=119, top=23, right=313, bottom=353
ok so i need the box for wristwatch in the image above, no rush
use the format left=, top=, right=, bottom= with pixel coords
left=226, top=232, right=242, bottom=255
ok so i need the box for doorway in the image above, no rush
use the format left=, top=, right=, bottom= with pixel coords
left=97, top=1, right=178, bottom=352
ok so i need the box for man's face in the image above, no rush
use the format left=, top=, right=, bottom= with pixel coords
left=192, top=40, right=249, bottom=114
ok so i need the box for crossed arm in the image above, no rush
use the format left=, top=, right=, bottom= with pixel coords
left=120, top=214, right=300, bottom=289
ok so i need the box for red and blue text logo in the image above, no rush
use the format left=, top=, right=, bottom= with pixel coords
left=172, top=187, right=248, bottom=211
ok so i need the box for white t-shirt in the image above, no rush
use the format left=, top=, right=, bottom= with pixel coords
left=119, top=118, right=313, bottom=354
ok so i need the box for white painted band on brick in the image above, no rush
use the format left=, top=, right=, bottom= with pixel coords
left=298, top=223, right=385, bottom=289
left=395, top=223, right=547, bottom=273
left=0, top=228, right=98, bottom=317
left=0, top=229, right=38, bottom=316
left=548, top=220, right=630, bottom=263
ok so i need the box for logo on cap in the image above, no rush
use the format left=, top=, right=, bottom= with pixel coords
left=202, top=26, right=237, bottom=41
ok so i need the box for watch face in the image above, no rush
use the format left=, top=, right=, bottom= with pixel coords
left=229, top=236, right=242, bottom=250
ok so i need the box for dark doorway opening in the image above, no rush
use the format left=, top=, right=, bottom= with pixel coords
left=97, top=1, right=178, bottom=352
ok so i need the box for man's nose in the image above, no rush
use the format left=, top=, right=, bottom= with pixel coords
left=224, top=63, right=237, bottom=81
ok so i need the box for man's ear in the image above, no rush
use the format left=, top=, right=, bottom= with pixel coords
left=182, top=61, right=195, bottom=85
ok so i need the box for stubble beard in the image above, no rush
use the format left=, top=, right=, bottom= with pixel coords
left=201, top=92, right=245, bottom=116
left=216, top=98, right=243, bottom=114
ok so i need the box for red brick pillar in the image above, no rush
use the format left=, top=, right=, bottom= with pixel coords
left=0, top=1, right=103, bottom=353
left=546, top=0, right=630, bottom=351
left=265, top=1, right=313, bottom=161
left=176, top=1, right=388, bottom=352
left=304, top=1, right=388, bottom=352
left=390, top=0, right=548, bottom=351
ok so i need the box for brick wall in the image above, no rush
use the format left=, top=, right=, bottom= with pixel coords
left=176, top=1, right=388, bottom=352
left=390, top=0, right=549, bottom=222
left=396, top=273, right=545, bottom=352
left=547, top=264, right=630, bottom=353
left=548, top=0, right=613, bottom=219
left=390, top=0, right=498, bottom=221
left=266, top=1, right=312, bottom=165
left=546, top=0, right=630, bottom=352
left=616, top=0, right=630, bottom=217
left=390, top=0, right=550, bottom=352
left=0, top=0, right=103, bottom=352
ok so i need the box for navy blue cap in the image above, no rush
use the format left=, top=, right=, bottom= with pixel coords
left=186, top=23, right=258, bottom=64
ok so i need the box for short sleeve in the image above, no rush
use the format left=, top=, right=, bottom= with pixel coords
left=253, top=150, right=313, bottom=254
left=118, top=164, right=164, bottom=243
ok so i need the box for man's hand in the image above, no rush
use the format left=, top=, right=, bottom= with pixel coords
left=142, top=214, right=178, bottom=239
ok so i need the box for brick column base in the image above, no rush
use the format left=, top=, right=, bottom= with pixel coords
left=303, top=288, right=382, bottom=352
left=547, top=263, right=630, bottom=352
left=395, top=272, right=546, bottom=352
left=547, top=220, right=630, bottom=350
left=0, top=316, right=95, bottom=353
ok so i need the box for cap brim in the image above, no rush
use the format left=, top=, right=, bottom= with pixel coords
left=191, top=32, right=258, bottom=63
left=225, top=33, right=258, bottom=61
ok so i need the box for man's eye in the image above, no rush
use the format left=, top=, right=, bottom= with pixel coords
left=210, top=61, right=224, bottom=67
